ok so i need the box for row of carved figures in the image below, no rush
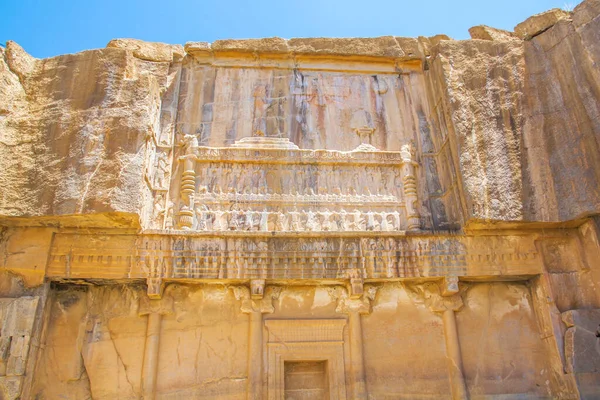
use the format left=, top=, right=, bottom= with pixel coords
left=193, top=188, right=400, bottom=203
left=193, top=167, right=407, bottom=198
left=178, top=205, right=414, bottom=232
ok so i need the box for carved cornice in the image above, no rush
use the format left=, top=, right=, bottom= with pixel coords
left=46, top=232, right=542, bottom=282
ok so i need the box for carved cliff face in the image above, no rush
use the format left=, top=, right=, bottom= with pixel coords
left=144, top=51, right=463, bottom=232
left=1, top=3, right=600, bottom=400
left=176, top=67, right=424, bottom=151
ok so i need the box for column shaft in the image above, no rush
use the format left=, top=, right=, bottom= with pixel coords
left=142, top=312, right=162, bottom=400
left=348, top=311, right=367, bottom=399
left=247, top=310, right=263, bottom=400
left=442, top=309, right=468, bottom=400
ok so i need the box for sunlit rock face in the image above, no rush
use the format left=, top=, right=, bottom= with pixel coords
left=1, top=1, right=600, bottom=399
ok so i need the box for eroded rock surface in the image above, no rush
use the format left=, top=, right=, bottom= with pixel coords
left=1, top=1, right=600, bottom=399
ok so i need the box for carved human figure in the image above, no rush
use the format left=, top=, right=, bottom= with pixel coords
left=153, top=194, right=166, bottom=227
left=305, top=210, right=319, bottom=231
left=276, top=212, right=287, bottom=231
left=353, top=172, right=361, bottom=193
left=391, top=210, right=401, bottom=230
left=259, top=209, right=269, bottom=232
left=244, top=210, right=255, bottom=231
left=350, top=209, right=363, bottom=231
left=228, top=209, right=240, bottom=231
left=154, top=153, right=169, bottom=189
left=212, top=207, right=225, bottom=231
left=337, top=209, right=348, bottom=231
left=289, top=208, right=302, bottom=232
left=252, top=84, right=268, bottom=135
left=380, top=212, right=389, bottom=231
left=400, top=141, right=416, bottom=162
left=194, top=204, right=209, bottom=231
left=320, top=208, right=333, bottom=231
left=385, top=237, right=397, bottom=277
left=365, top=211, right=376, bottom=231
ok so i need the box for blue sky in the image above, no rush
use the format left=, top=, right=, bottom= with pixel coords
left=2, top=0, right=581, bottom=59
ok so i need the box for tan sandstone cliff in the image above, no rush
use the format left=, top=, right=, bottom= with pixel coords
left=0, top=1, right=599, bottom=399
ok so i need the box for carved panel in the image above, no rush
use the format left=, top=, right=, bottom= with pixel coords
left=46, top=233, right=542, bottom=281
left=169, top=136, right=422, bottom=232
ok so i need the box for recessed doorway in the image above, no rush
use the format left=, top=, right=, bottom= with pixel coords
left=284, top=360, right=329, bottom=400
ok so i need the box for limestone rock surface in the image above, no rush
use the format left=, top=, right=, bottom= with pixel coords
left=107, top=38, right=184, bottom=62
left=514, top=8, right=572, bottom=39
left=521, top=2, right=600, bottom=221
left=426, top=38, right=525, bottom=221
left=0, top=41, right=172, bottom=224
left=1, top=4, right=600, bottom=399
left=468, top=25, right=518, bottom=41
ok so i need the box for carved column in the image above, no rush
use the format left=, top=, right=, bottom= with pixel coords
left=329, top=282, right=378, bottom=399
left=409, top=277, right=468, bottom=400
left=139, top=294, right=173, bottom=400
left=178, top=134, right=198, bottom=230
left=231, top=281, right=281, bottom=400
left=400, top=142, right=420, bottom=230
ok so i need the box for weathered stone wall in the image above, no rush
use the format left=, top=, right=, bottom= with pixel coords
left=0, top=42, right=176, bottom=224
left=521, top=1, right=600, bottom=222
left=424, top=38, right=525, bottom=222
left=1, top=3, right=599, bottom=227
left=31, top=282, right=553, bottom=399
left=1, top=1, right=600, bottom=399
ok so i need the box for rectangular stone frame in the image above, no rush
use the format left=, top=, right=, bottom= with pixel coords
left=265, top=319, right=347, bottom=400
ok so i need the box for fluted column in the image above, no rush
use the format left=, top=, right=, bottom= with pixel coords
left=231, top=281, right=281, bottom=400
left=443, top=307, right=468, bottom=400
left=329, top=283, right=378, bottom=399
left=408, top=277, right=468, bottom=400
left=138, top=294, right=173, bottom=400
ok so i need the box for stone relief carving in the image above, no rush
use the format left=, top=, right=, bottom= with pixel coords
left=153, top=151, right=170, bottom=190
left=230, top=285, right=282, bottom=314
left=166, top=136, right=422, bottom=232
left=406, top=277, right=465, bottom=313
left=327, top=285, right=378, bottom=314
left=46, top=231, right=540, bottom=284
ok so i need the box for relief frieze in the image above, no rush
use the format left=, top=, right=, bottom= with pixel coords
left=159, top=136, right=422, bottom=232
left=46, top=233, right=542, bottom=283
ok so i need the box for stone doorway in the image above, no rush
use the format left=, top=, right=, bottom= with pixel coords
left=284, top=360, right=329, bottom=400
left=265, top=319, right=347, bottom=400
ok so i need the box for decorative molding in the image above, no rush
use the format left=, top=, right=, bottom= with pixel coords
left=230, top=285, right=281, bottom=314
left=46, top=233, right=542, bottom=281
left=138, top=293, right=174, bottom=316
left=328, top=285, right=378, bottom=314
left=167, top=138, right=422, bottom=233
left=406, top=278, right=465, bottom=313
left=265, top=319, right=346, bottom=343
left=265, top=319, right=348, bottom=400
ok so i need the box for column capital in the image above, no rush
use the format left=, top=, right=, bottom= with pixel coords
left=139, top=293, right=174, bottom=316
left=328, top=285, right=378, bottom=315
left=407, top=277, right=465, bottom=313
left=146, top=277, right=165, bottom=299
left=230, top=284, right=281, bottom=314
